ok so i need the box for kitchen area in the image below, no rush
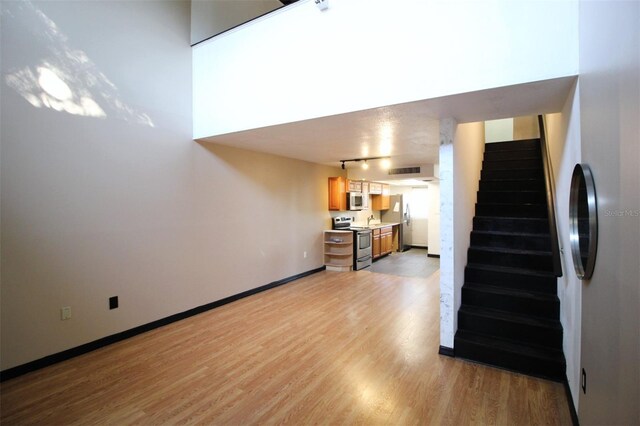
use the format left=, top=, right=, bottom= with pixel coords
left=324, top=176, right=440, bottom=277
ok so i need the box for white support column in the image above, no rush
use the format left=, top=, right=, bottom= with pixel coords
left=439, top=118, right=457, bottom=350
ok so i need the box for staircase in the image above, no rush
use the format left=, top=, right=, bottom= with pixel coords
left=454, top=138, right=566, bottom=381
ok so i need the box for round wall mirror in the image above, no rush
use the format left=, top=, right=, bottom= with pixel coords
left=569, top=164, right=598, bottom=280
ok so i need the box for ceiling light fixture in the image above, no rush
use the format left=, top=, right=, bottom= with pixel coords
left=339, top=156, right=391, bottom=170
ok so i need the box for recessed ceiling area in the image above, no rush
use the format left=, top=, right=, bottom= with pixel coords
left=197, top=76, right=576, bottom=170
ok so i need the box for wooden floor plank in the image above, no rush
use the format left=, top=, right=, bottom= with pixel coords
left=0, top=270, right=572, bottom=425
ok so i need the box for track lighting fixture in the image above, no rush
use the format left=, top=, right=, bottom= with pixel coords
left=338, top=156, right=391, bottom=170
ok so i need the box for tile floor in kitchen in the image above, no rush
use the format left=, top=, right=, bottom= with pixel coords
left=369, top=247, right=439, bottom=278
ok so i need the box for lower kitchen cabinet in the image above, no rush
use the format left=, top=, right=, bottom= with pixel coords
left=372, top=226, right=393, bottom=259
left=381, top=226, right=393, bottom=255
left=373, top=229, right=381, bottom=259
left=323, top=230, right=353, bottom=271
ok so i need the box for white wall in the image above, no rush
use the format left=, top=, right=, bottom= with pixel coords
left=545, top=81, right=582, bottom=408
left=427, top=182, right=440, bottom=256
left=452, top=122, right=486, bottom=340
left=485, top=118, right=513, bottom=143
left=577, top=1, right=640, bottom=423
left=193, top=0, right=578, bottom=138
left=439, top=119, right=485, bottom=348
left=513, top=115, right=539, bottom=140
left=1, top=1, right=337, bottom=370
left=191, top=0, right=282, bottom=45
left=439, top=119, right=456, bottom=348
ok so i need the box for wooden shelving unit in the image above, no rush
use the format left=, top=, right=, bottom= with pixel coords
left=323, top=230, right=353, bottom=272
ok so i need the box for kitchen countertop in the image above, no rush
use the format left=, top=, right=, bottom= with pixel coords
left=349, top=222, right=399, bottom=230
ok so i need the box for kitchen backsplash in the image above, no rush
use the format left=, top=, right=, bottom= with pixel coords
left=328, top=201, right=381, bottom=226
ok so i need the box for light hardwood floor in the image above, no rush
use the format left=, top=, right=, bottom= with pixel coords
left=0, top=270, right=572, bottom=425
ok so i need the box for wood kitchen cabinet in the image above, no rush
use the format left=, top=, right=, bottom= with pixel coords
left=371, top=184, right=390, bottom=210
left=347, top=179, right=362, bottom=193
left=369, top=183, right=382, bottom=194
left=381, top=226, right=393, bottom=256
left=372, top=228, right=381, bottom=259
left=373, top=226, right=393, bottom=259
left=361, top=181, right=370, bottom=210
left=328, top=177, right=346, bottom=211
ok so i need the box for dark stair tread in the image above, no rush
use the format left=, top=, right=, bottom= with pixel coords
left=466, top=263, right=557, bottom=278
left=480, top=178, right=543, bottom=182
left=470, top=246, right=552, bottom=256
left=483, top=158, right=542, bottom=163
left=481, top=167, right=541, bottom=172
left=484, top=138, right=540, bottom=149
left=479, top=190, right=545, bottom=194
left=455, top=330, right=564, bottom=362
left=476, top=201, right=546, bottom=207
left=459, top=305, right=562, bottom=329
left=474, top=215, right=549, bottom=221
left=471, top=230, right=551, bottom=238
left=480, top=177, right=545, bottom=187
left=464, top=282, right=559, bottom=301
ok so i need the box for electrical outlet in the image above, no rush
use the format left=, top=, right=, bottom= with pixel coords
left=304, top=251, right=307, bottom=258
left=61, top=306, right=71, bottom=320
left=109, top=296, right=118, bottom=310
left=581, top=368, right=587, bottom=394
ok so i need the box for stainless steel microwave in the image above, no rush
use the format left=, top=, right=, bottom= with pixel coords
left=348, top=192, right=364, bottom=210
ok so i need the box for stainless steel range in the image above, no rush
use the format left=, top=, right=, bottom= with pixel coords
left=333, top=217, right=372, bottom=270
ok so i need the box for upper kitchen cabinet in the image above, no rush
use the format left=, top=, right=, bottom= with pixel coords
left=328, top=177, right=347, bottom=211
left=371, top=184, right=390, bottom=210
left=369, top=183, right=382, bottom=195
left=361, top=181, right=370, bottom=210
left=347, top=180, right=362, bottom=193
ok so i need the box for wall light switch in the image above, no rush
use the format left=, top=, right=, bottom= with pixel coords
left=61, top=306, right=71, bottom=320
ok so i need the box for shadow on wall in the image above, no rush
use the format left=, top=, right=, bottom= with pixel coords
left=2, top=1, right=154, bottom=127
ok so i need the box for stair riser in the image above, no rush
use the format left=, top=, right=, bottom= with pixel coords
left=477, top=191, right=546, bottom=204
left=470, top=232, right=551, bottom=251
left=462, top=287, right=559, bottom=319
left=454, top=338, right=565, bottom=381
left=482, top=169, right=543, bottom=179
left=479, top=180, right=545, bottom=191
left=483, top=149, right=541, bottom=161
left=484, top=139, right=540, bottom=152
left=473, top=217, right=550, bottom=234
left=468, top=248, right=554, bottom=272
left=483, top=158, right=542, bottom=170
left=458, top=311, right=563, bottom=349
left=465, top=266, right=557, bottom=294
left=475, top=203, right=547, bottom=218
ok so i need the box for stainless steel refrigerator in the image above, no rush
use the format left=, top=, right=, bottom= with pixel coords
left=381, top=194, right=412, bottom=251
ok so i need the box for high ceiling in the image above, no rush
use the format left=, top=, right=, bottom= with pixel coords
left=199, top=76, right=576, bottom=170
